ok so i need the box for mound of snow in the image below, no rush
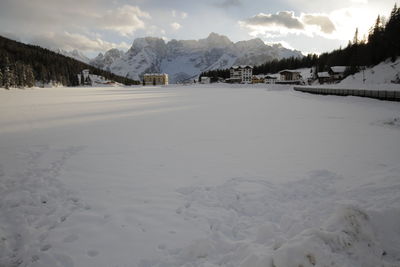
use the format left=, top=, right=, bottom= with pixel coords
left=272, top=206, right=393, bottom=267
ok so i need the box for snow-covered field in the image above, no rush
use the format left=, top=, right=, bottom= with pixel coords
left=1, top=84, right=400, bottom=267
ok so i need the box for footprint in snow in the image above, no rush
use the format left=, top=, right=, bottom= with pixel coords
left=40, top=244, right=52, bottom=251
left=63, top=234, right=79, bottom=243
left=87, top=250, right=99, bottom=257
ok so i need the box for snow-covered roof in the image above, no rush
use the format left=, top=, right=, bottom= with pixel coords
left=231, top=65, right=253, bottom=69
left=279, top=70, right=301, bottom=74
left=318, top=72, right=330, bottom=78
left=143, top=73, right=168, bottom=76
left=330, top=66, right=347, bottom=73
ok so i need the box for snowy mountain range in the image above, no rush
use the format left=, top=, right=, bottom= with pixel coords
left=62, top=33, right=303, bottom=83
left=55, top=49, right=91, bottom=64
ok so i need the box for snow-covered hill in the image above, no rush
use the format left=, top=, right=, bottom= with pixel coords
left=90, top=33, right=303, bottom=83
left=339, top=58, right=400, bottom=89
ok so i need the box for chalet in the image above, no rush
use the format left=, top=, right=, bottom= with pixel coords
left=317, top=72, right=331, bottom=84
left=229, top=65, right=253, bottom=83
left=277, top=70, right=302, bottom=84
left=329, top=66, right=348, bottom=81
left=279, top=70, right=301, bottom=81
left=82, top=69, right=90, bottom=78
left=264, top=75, right=278, bottom=84
left=143, top=73, right=169, bottom=86
left=78, top=69, right=92, bottom=85
left=200, top=76, right=211, bottom=84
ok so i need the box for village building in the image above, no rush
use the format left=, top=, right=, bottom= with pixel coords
left=252, top=74, right=265, bottom=84
left=200, top=76, right=211, bottom=84
left=329, top=66, right=348, bottom=81
left=143, top=73, right=169, bottom=86
left=277, top=70, right=303, bottom=84
left=78, top=69, right=92, bottom=85
left=317, top=72, right=331, bottom=84
left=316, top=66, right=349, bottom=84
left=82, top=69, right=90, bottom=78
left=228, top=65, right=253, bottom=83
left=264, top=75, right=278, bottom=84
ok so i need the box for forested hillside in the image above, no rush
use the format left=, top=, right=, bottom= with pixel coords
left=200, top=4, right=400, bottom=79
left=0, top=36, right=139, bottom=89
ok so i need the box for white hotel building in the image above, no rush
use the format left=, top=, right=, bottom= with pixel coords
left=229, top=65, right=253, bottom=83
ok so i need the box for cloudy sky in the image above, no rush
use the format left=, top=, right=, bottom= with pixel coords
left=0, top=0, right=396, bottom=57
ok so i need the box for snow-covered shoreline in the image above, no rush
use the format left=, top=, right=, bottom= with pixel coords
left=1, top=85, right=399, bottom=266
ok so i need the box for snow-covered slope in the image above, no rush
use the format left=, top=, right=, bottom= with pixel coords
left=339, top=58, right=400, bottom=89
left=90, top=33, right=303, bottom=83
left=55, top=49, right=90, bottom=64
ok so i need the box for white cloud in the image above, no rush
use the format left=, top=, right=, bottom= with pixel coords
left=96, top=5, right=151, bottom=36
left=30, top=32, right=130, bottom=52
left=301, top=14, right=336, bottom=34
left=172, top=9, right=188, bottom=19
left=170, top=22, right=182, bottom=30
left=329, top=6, right=377, bottom=40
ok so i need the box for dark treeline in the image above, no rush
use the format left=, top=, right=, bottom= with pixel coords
left=200, top=4, right=400, bottom=80
left=0, top=36, right=140, bottom=89
left=253, top=54, right=318, bottom=75
left=200, top=68, right=231, bottom=81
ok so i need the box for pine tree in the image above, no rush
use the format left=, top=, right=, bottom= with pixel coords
left=3, top=66, right=11, bottom=89
left=385, top=4, right=400, bottom=61
left=0, top=70, right=3, bottom=88
left=353, top=28, right=359, bottom=45
left=15, top=62, right=26, bottom=87
left=39, top=65, right=47, bottom=87
left=9, top=67, right=16, bottom=88
left=80, top=72, right=85, bottom=85
left=25, top=65, right=35, bottom=87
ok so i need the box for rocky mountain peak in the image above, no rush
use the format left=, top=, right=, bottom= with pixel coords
left=89, top=33, right=303, bottom=83
left=202, top=32, right=233, bottom=48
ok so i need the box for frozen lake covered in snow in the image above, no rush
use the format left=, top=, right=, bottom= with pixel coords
left=1, top=84, right=400, bottom=266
